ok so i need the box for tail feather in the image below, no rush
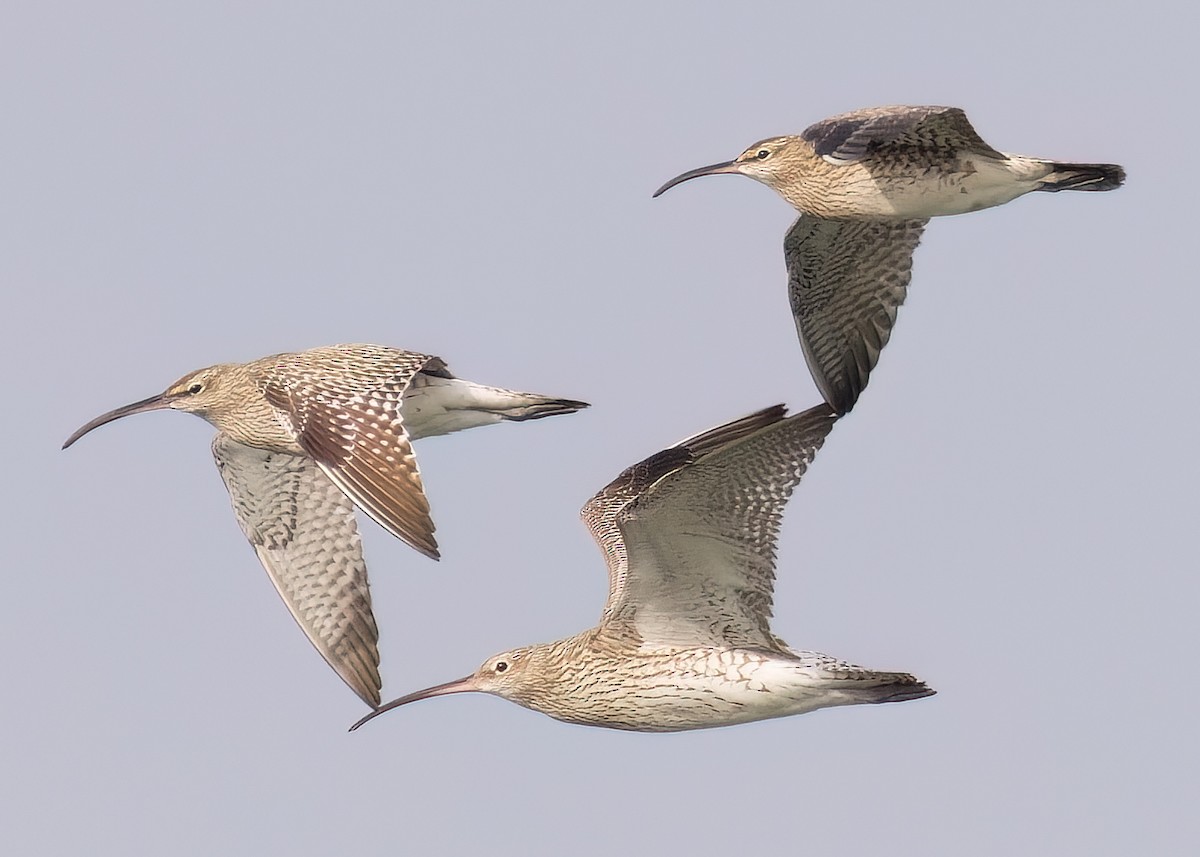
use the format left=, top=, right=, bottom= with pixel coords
left=788, top=650, right=936, bottom=707
left=828, top=669, right=936, bottom=706
left=844, top=672, right=936, bottom=705
left=498, top=397, right=590, bottom=422
left=869, top=680, right=937, bottom=705
left=1038, top=161, right=1125, bottom=192
left=402, top=376, right=587, bottom=439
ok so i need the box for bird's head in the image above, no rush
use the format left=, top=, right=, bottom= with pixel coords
left=62, top=363, right=239, bottom=448
left=156, top=365, right=238, bottom=419
left=652, top=135, right=806, bottom=198
left=470, top=647, right=538, bottom=696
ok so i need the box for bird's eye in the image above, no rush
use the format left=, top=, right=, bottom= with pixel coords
left=187, top=383, right=204, bottom=395
left=756, top=149, right=770, bottom=160
left=495, top=661, right=509, bottom=673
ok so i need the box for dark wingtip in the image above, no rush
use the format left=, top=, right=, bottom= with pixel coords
left=824, top=384, right=858, bottom=417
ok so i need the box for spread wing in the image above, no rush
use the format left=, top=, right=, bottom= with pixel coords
left=261, top=346, right=443, bottom=559
left=585, top=404, right=838, bottom=649
left=212, top=433, right=381, bottom=707
left=785, top=215, right=928, bottom=414
left=802, top=105, right=1004, bottom=164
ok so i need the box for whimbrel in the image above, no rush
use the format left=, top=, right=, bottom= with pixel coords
left=63, top=344, right=588, bottom=707
left=351, top=403, right=932, bottom=733
left=654, top=105, right=1125, bottom=414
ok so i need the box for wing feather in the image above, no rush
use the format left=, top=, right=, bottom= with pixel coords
left=260, top=346, right=440, bottom=558
left=582, top=406, right=789, bottom=614
left=589, top=404, right=838, bottom=649
left=212, top=434, right=381, bottom=707
left=785, top=215, right=927, bottom=414
left=802, top=105, right=1003, bottom=164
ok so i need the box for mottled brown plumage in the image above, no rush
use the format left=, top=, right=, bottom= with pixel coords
left=785, top=217, right=927, bottom=413
left=63, top=344, right=588, bottom=706
left=212, top=434, right=381, bottom=704
left=654, top=105, right=1125, bottom=413
left=352, top=403, right=933, bottom=733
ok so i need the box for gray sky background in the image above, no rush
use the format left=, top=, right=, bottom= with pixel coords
left=4, top=3, right=1195, bottom=855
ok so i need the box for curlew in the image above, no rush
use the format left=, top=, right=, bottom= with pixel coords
left=63, top=343, right=588, bottom=707
left=352, top=403, right=932, bottom=733
left=654, top=105, right=1125, bottom=414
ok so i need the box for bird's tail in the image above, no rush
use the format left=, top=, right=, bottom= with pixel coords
left=483, top=391, right=590, bottom=422
left=847, top=672, right=937, bottom=705
left=801, top=663, right=936, bottom=706
left=404, top=375, right=588, bottom=439
left=1037, top=161, right=1125, bottom=192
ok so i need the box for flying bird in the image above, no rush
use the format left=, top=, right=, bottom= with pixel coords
left=654, top=105, right=1125, bottom=414
left=352, top=403, right=932, bottom=733
left=63, top=343, right=588, bottom=707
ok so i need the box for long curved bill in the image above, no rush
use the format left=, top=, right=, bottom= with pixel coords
left=349, top=675, right=478, bottom=731
left=62, top=394, right=171, bottom=449
left=652, top=160, right=739, bottom=198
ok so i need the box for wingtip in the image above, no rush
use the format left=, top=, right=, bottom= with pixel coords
left=804, top=400, right=843, bottom=422
left=820, top=374, right=861, bottom=416
left=376, top=516, right=440, bottom=560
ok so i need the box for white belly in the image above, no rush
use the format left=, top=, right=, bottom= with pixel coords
left=872, top=155, right=1042, bottom=218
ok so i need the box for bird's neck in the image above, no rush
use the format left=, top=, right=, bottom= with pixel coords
left=207, top=368, right=302, bottom=452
